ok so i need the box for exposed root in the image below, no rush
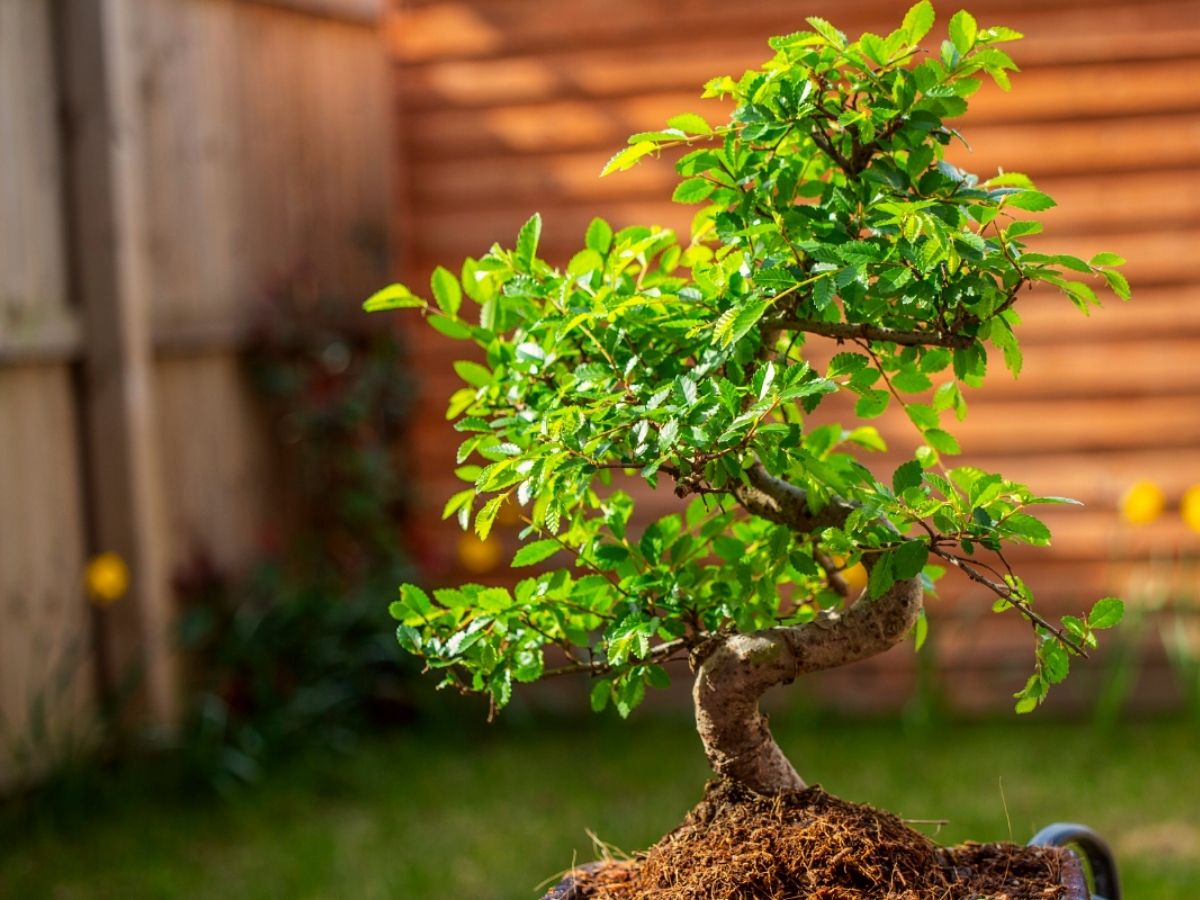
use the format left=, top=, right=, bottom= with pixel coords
left=568, top=780, right=1073, bottom=899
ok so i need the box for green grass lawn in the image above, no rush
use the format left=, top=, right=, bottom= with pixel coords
left=2, top=714, right=1196, bottom=898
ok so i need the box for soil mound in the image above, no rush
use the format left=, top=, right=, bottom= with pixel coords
left=569, top=781, right=1074, bottom=899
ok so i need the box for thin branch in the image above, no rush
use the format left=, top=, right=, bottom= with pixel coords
left=765, top=318, right=974, bottom=349
left=931, top=547, right=1088, bottom=657
left=541, top=637, right=693, bottom=679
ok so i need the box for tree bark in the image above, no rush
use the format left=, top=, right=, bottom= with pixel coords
left=689, top=463, right=925, bottom=793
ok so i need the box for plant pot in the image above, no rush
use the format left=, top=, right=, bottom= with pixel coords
left=543, top=823, right=1120, bottom=899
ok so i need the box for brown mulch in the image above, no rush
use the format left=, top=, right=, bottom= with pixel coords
left=565, top=781, right=1075, bottom=899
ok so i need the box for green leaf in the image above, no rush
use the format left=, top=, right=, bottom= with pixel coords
left=430, top=266, right=462, bottom=317
left=805, top=16, right=846, bottom=48
left=363, top=283, right=426, bottom=312
left=894, top=460, right=924, bottom=494
left=590, top=679, right=611, bottom=712
left=453, top=360, right=492, bottom=388
left=1101, top=268, right=1131, bottom=301
left=667, top=112, right=712, bottom=135
left=893, top=540, right=930, bottom=580
left=1090, top=252, right=1126, bottom=267
left=568, top=249, right=605, bottom=278
left=923, top=428, right=961, bottom=455
left=718, top=298, right=770, bottom=346
left=913, top=609, right=929, bottom=651
left=1005, top=190, right=1056, bottom=212
left=428, top=315, right=473, bottom=341
left=601, top=141, right=658, bottom=176
left=475, top=494, right=506, bottom=541
left=855, top=389, right=890, bottom=419
left=1088, top=597, right=1125, bottom=629
left=1005, top=220, right=1042, bottom=239
left=673, top=177, right=717, bottom=204
left=948, top=10, right=978, bottom=55
left=1042, top=640, right=1070, bottom=684
left=1004, top=512, right=1052, bottom=545
left=903, top=1, right=936, bottom=43
left=512, top=539, right=563, bottom=567
left=868, top=553, right=896, bottom=599
left=515, top=213, right=542, bottom=271
left=586, top=217, right=614, bottom=254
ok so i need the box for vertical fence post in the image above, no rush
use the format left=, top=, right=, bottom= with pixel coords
left=56, top=0, right=177, bottom=727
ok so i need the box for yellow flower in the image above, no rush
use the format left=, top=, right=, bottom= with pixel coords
left=458, top=533, right=503, bottom=574
left=1120, top=479, right=1165, bottom=526
left=85, top=553, right=129, bottom=605
left=1182, top=484, right=1200, bottom=534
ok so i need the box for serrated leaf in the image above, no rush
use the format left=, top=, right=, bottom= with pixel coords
left=363, top=283, right=426, bottom=312
left=1005, top=220, right=1042, bottom=239
left=1088, top=597, right=1124, bottom=629
left=586, top=217, right=614, bottom=254
left=868, top=552, right=896, bottom=599
left=1005, top=512, right=1051, bottom=545
left=923, top=428, right=961, bottom=455
left=512, top=539, right=563, bottom=567
left=855, top=389, right=890, bottom=419
left=672, top=177, right=716, bottom=204
left=805, top=16, right=846, bottom=47
left=1101, top=268, right=1131, bottom=301
left=601, top=141, right=658, bottom=177
left=718, top=298, right=770, bottom=346
left=667, top=112, right=712, bottom=135
left=903, top=1, right=936, bottom=43
left=1090, top=251, right=1126, bottom=267
left=442, top=488, right=474, bottom=522
left=1005, top=190, right=1056, bottom=212
left=893, top=540, right=929, bottom=580
left=475, top=494, right=506, bottom=541
left=430, top=266, right=462, bottom=317
left=893, top=459, right=924, bottom=494
left=515, top=213, right=542, bottom=271
left=948, top=9, right=978, bottom=55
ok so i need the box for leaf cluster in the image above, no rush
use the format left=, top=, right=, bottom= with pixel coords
left=367, top=2, right=1127, bottom=716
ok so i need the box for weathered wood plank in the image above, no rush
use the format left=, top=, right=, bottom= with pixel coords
left=155, top=355, right=275, bottom=577
left=0, top=367, right=94, bottom=787
left=0, top=0, right=70, bottom=330
left=134, top=0, right=392, bottom=334
left=59, top=0, right=178, bottom=725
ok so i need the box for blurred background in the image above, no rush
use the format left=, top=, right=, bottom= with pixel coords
left=1, top=0, right=1198, bottom=897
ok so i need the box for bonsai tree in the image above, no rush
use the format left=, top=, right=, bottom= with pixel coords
left=367, top=2, right=1128, bottom=796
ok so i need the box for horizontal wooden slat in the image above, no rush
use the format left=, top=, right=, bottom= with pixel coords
left=403, top=88, right=1200, bottom=165
left=399, top=41, right=1200, bottom=116
left=241, top=0, right=382, bottom=25
left=389, top=0, right=1200, bottom=64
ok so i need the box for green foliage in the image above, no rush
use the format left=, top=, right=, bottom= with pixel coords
left=369, top=3, right=1128, bottom=717
left=173, top=294, right=419, bottom=792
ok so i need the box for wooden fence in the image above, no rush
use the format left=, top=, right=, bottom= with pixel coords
left=387, top=0, right=1200, bottom=713
left=0, top=0, right=392, bottom=785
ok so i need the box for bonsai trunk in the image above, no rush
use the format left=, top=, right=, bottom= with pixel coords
left=691, top=464, right=925, bottom=793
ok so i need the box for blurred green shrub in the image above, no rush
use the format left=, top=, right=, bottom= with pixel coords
left=171, top=288, right=419, bottom=792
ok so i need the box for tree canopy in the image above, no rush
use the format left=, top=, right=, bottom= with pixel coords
left=368, top=1, right=1127, bottom=724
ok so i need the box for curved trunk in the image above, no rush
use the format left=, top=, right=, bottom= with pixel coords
left=693, top=573, right=923, bottom=792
